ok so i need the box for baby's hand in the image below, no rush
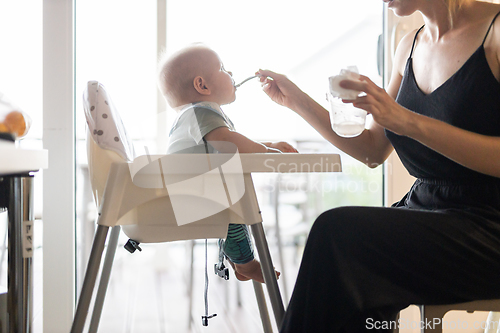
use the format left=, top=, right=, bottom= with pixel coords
left=266, top=141, right=298, bottom=153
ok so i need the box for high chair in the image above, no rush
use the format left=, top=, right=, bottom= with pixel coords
left=71, top=81, right=342, bottom=333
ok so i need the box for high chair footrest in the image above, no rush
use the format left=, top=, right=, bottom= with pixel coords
left=124, top=239, right=142, bottom=253
left=214, top=263, right=229, bottom=280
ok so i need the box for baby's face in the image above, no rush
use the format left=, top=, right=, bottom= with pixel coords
left=207, top=51, right=236, bottom=105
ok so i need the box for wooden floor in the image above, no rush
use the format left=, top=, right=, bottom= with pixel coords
left=94, top=239, right=301, bottom=333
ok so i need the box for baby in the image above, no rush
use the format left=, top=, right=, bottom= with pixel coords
left=157, top=44, right=297, bottom=282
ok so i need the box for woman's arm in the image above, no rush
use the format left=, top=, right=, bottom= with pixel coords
left=406, top=113, right=500, bottom=178
left=257, top=69, right=393, bottom=167
left=344, top=76, right=500, bottom=177
left=257, top=28, right=436, bottom=168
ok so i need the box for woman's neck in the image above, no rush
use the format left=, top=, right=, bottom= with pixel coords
left=420, top=1, right=472, bottom=42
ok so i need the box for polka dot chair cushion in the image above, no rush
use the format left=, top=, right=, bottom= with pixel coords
left=83, top=81, right=135, bottom=161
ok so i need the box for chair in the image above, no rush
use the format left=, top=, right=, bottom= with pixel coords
left=418, top=302, right=500, bottom=333
left=70, top=81, right=284, bottom=333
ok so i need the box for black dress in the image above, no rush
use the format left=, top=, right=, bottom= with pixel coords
left=280, top=11, right=500, bottom=333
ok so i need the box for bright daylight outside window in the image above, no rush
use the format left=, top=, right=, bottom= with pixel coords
left=75, top=1, right=383, bottom=332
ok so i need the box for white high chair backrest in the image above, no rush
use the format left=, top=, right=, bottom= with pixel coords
left=83, top=81, right=135, bottom=207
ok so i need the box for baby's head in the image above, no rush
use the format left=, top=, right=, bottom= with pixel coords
left=158, top=44, right=236, bottom=109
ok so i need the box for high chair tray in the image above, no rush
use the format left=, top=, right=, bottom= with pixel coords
left=129, top=153, right=342, bottom=178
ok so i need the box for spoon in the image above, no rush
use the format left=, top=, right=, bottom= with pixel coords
left=235, top=75, right=261, bottom=88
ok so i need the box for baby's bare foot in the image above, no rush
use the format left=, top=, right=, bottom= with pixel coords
left=230, top=259, right=280, bottom=283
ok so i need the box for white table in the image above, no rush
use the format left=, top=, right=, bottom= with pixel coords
left=0, top=140, right=48, bottom=333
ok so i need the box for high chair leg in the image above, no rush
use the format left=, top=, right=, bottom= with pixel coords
left=89, top=225, right=121, bottom=333
left=253, top=280, right=273, bottom=333
left=251, top=222, right=285, bottom=328
left=273, top=176, right=289, bottom=302
left=71, top=225, right=110, bottom=333
left=188, top=240, right=195, bottom=329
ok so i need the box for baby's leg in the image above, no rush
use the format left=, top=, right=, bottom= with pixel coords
left=221, top=224, right=279, bottom=283
left=222, top=224, right=255, bottom=265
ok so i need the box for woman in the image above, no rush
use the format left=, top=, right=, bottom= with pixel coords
left=257, top=0, right=500, bottom=332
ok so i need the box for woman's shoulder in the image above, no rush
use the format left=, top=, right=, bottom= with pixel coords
left=489, top=5, right=500, bottom=48
left=486, top=3, right=500, bottom=79
left=475, top=1, right=500, bottom=14
left=470, top=2, right=500, bottom=26
left=486, top=3, right=500, bottom=34
left=397, top=27, right=422, bottom=54
left=473, top=2, right=500, bottom=48
left=392, top=28, right=422, bottom=76
left=471, top=2, right=500, bottom=82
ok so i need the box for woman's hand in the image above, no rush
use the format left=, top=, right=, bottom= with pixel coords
left=256, top=69, right=306, bottom=111
left=340, top=75, right=414, bottom=135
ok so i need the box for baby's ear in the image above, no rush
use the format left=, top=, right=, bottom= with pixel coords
left=193, top=76, right=211, bottom=95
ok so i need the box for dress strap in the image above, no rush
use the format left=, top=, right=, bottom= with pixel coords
left=409, top=25, right=425, bottom=59
left=482, top=10, right=500, bottom=45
